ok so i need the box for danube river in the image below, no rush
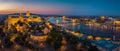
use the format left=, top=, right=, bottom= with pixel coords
left=48, top=17, right=120, bottom=41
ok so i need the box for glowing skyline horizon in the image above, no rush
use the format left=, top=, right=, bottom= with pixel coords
left=0, top=0, right=120, bottom=16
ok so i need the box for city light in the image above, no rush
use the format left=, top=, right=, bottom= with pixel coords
left=0, top=0, right=120, bottom=51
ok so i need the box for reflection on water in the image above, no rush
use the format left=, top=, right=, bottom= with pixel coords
left=48, top=17, right=120, bottom=41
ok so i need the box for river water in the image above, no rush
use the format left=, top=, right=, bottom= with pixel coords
left=48, top=17, right=120, bottom=41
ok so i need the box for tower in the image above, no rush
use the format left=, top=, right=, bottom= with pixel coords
left=26, top=11, right=30, bottom=16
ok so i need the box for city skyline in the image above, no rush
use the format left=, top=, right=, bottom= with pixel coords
left=0, top=0, right=120, bottom=16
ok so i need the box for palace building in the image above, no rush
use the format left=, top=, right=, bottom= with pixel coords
left=8, top=11, right=41, bottom=26
left=113, top=19, right=120, bottom=26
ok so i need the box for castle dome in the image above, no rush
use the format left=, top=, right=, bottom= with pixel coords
left=26, top=11, right=30, bottom=16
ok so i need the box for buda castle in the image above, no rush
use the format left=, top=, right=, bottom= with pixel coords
left=8, top=11, right=41, bottom=26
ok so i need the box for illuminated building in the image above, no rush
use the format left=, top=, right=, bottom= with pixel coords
left=95, top=37, right=102, bottom=40
left=8, top=11, right=41, bottom=27
left=72, top=19, right=76, bottom=23
left=114, top=20, right=120, bottom=26
left=100, top=16, right=105, bottom=20
left=56, top=20, right=59, bottom=24
left=87, top=35, right=94, bottom=40
left=62, top=16, right=66, bottom=19
left=62, top=16, right=66, bottom=22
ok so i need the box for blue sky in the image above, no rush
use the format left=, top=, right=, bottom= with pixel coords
left=0, top=0, right=120, bottom=16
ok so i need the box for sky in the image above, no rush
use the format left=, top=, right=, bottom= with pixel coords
left=0, top=0, right=120, bottom=16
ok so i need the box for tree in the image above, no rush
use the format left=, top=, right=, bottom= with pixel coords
left=53, top=41, right=62, bottom=49
left=88, top=46, right=99, bottom=51
left=64, top=35, right=78, bottom=44
left=46, top=37, right=52, bottom=46
left=82, top=40, right=92, bottom=47
left=0, top=28, right=5, bottom=37
left=10, top=25, right=17, bottom=34
left=3, top=37, right=13, bottom=48
left=68, top=36, right=78, bottom=44
left=46, top=29, right=63, bottom=50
